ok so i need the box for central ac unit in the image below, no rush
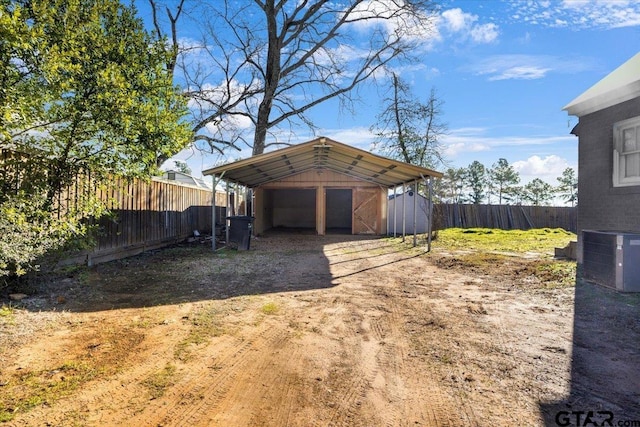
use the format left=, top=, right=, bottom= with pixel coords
left=582, top=230, right=640, bottom=292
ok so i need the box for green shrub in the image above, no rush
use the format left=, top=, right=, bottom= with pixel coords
left=0, top=193, right=102, bottom=283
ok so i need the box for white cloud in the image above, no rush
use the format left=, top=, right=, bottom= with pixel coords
left=321, top=127, right=377, bottom=150
left=489, top=65, right=552, bottom=81
left=509, top=0, right=640, bottom=29
left=468, top=54, right=595, bottom=81
left=441, top=127, right=576, bottom=159
left=513, top=155, right=570, bottom=179
left=441, top=8, right=473, bottom=32
left=470, top=23, right=500, bottom=43
left=346, top=0, right=441, bottom=47
left=443, top=141, right=490, bottom=157
left=440, top=8, right=499, bottom=44
left=441, top=128, right=492, bottom=156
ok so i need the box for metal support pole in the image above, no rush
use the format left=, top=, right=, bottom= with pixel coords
left=393, top=185, right=397, bottom=237
left=422, top=174, right=434, bottom=252
left=244, top=186, right=249, bottom=216
left=413, top=179, right=418, bottom=247
left=428, top=176, right=433, bottom=252
left=236, top=183, right=241, bottom=215
left=402, top=182, right=407, bottom=242
left=211, top=171, right=225, bottom=251
left=386, top=188, right=390, bottom=236
left=225, top=182, right=230, bottom=245
left=211, top=175, right=217, bottom=251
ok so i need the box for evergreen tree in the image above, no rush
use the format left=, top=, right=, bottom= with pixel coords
left=523, top=178, right=554, bottom=206
left=465, top=161, right=487, bottom=204
left=489, top=158, right=520, bottom=205
left=439, top=167, right=466, bottom=203
left=556, top=167, right=578, bottom=206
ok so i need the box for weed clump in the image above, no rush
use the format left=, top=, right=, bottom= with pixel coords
left=261, top=302, right=279, bottom=315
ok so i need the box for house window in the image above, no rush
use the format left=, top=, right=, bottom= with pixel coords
left=614, top=116, right=640, bottom=187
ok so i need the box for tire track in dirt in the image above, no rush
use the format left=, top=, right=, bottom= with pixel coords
left=197, top=328, right=295, bottom=426
left=125, top=321, right=288, bottom=427
left=328, top=240, right=472, bottom=427
left=370, top=313, right=406, bottom=427
left=371, top=266, right=480, bottom=426
left=325, top=348, right=381, bottom=427
left=411, top=279, right=485, bottom=427
left=323, top=302, right=382, bottom=426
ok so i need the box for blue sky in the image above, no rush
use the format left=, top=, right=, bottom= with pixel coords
left=154, top=0, right=640, bottom=189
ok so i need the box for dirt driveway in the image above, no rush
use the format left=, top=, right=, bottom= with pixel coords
left=1, top=233, right=639, bottom=426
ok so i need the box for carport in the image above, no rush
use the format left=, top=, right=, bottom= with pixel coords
left=202, top=137, right=442, bottom=246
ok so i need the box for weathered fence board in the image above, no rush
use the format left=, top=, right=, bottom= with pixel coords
left=433, top=204, right=577, bottom=233
left=59, top=177, right=227, bottom=265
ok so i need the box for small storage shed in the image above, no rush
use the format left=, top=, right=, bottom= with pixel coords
left=388, top=192, right=430, bottom=234
left=202, top=137, right=442, bottom=237
left=563, top=52, right=640, bottom=291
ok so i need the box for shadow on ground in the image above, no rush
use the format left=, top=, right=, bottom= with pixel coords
left=2, top=233, right=384, bottom=313
left=539, top=277, right=640, bottom=426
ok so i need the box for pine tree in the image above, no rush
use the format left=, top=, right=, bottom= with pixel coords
left=489, top=158, right=520, bottom=205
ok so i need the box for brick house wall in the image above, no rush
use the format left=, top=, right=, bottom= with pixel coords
left=575, top=97, right=640, bottom=262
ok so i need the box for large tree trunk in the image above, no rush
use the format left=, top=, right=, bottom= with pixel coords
left=253, top=107, right=270, bottom=155
left=252, top=0, right=280, bottom=155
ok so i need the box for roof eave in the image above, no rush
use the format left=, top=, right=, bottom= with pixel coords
left=202, top=137, right=443, bottom=188
left=563, top=82, right=640, bottom=117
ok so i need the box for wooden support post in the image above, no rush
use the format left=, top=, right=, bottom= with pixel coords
left=316, top=185, right=325, bottom=235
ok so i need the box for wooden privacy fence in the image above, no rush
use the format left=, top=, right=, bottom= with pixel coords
left=69, top=177, right=226, bottom=265
left=433, top=204, right=577, bottom=233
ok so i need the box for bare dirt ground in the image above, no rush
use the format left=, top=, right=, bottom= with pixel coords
left=1, top=233, right=639, bottom=426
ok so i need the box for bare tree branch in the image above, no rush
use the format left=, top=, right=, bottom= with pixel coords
left=149, top=0, right=438, bottom=157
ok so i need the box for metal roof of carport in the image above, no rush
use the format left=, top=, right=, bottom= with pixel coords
left=202, top=137, right=442, bottom=187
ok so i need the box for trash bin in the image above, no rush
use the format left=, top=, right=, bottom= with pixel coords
left=227, top=216, right=254, bottom=250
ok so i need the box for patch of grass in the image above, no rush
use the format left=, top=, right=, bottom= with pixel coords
left=535, top=260, right=577, bottom=288
left=260, top=302, right=279, bottom=315
left=55, top=264, right=90, bottom=284
left=174, top=306, right=224, bottom=361
left=433, top=228, right=576, bottom=255
left=142, top=364, right=177, bottom=399
left=0, top=304, right=16, bottom=324
left=131, top=314, right=158, bottom=329
left=0, top=360, right=100, bottom=422
left=214, top=248, right=241, bottom=258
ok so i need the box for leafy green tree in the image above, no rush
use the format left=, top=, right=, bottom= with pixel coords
left=489, top=158, right=520, bottom=205
left=556, top=167, right=578, bottom=206
left=523, top=178, right=554, bottom=206
left=1, top=0, right=191, bottom=279
left=464, top=161, right=488, bottom=204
